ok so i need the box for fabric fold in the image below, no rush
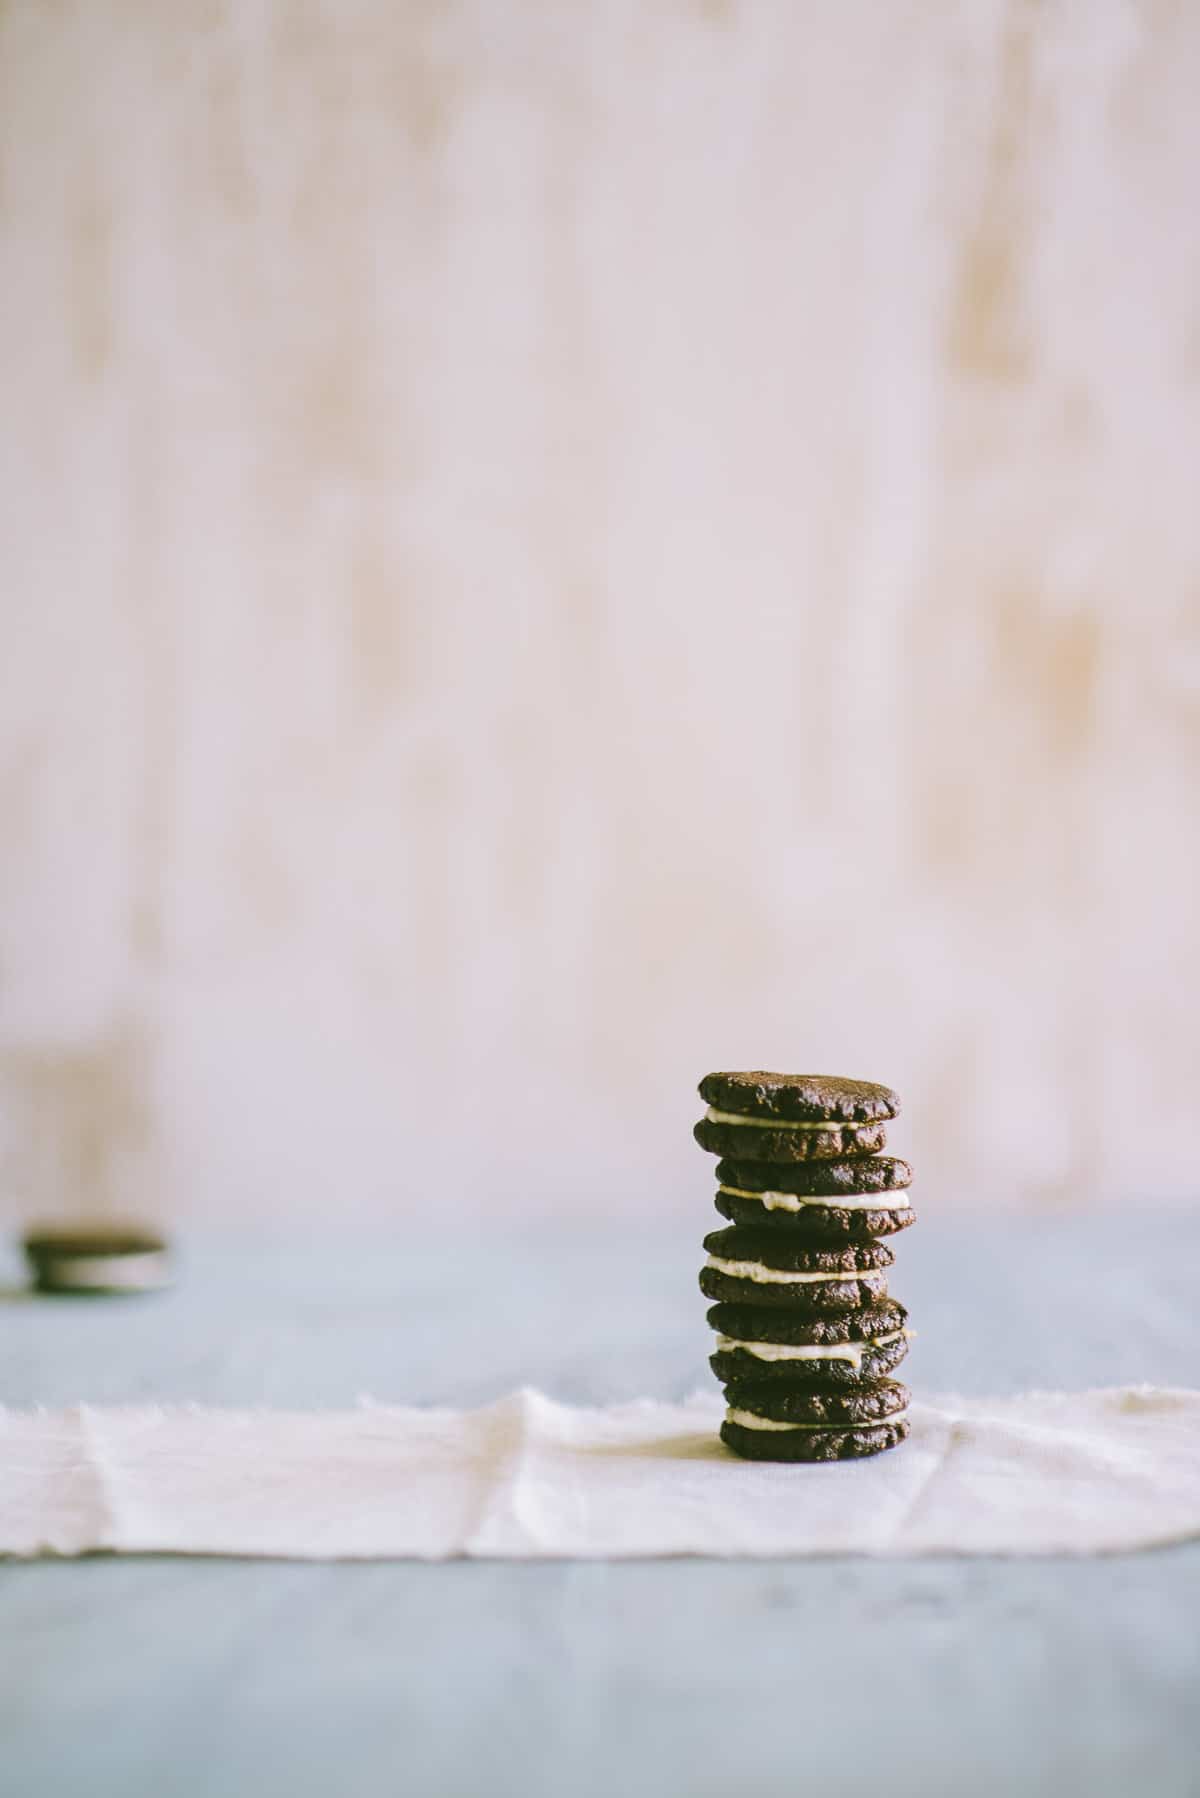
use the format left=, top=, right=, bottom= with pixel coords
left=1, top=1386, right=1197, bottom=1561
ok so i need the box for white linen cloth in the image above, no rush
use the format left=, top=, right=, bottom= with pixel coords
left=2, top=1386, right=1198, bottom=1560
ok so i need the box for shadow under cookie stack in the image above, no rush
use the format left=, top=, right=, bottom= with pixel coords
left=694, top=1071, right=915, bottom=1462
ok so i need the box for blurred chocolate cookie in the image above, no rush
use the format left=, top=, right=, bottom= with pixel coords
left=22, top=1224, right=171, bottom=1295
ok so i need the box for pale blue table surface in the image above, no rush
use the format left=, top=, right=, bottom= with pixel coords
left=2, top=1210, right=1199, bottom=1798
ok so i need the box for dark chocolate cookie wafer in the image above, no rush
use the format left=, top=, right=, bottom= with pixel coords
left=714, top=1155, right=914, bottom=1239
left=707, top=1296, right=907, bottom=1346
left=717, top=1156, right=912, bottom=1199
left=700, top=1227, right=892, bottom=1311
left=708, top=1298, right=910, bottom=1389
left=720, top=1378, right=910, bottom=1428
left=699, top=1071, right=900, bottom=1125
left=714, top=1193, right=915, bottom=1242
left=714, top=1191, right=916, bottom=1241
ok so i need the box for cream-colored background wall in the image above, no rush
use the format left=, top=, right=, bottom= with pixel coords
left=2, top=0, right=1198, bottom=1223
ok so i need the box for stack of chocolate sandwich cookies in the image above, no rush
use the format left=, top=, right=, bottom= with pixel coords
left=694, top=1071, right=915, bottom=1462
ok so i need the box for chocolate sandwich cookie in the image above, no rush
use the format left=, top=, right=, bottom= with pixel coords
left=714, top=1156, right=915, bottom=1240
left=720, top=1379, right=910, bottom=1462
left=708, top=1298, right=911, bottom=1389
left=699, top=1227, right=892, bottom=1311
left=21, top=1224, right=171, bottom=1295
left=695, top=1071, right=897, bottom=1165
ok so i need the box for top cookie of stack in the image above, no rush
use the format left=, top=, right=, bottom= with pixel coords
left=695, top=1070, right=915, bottom=1242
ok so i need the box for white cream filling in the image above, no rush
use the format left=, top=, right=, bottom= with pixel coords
left=714, top=1328, right=911, bottom=1367
left=706, top=1106, right=876, bottom=1131
left=705, top=1254, right=875, bottom=1285
left=726, top=1405, right=909, bottom=1433
left=719, top=1184, right=911, bottom=1213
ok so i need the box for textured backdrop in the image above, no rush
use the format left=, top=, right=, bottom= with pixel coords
left=2, top=0, right=1198, bottom=1222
